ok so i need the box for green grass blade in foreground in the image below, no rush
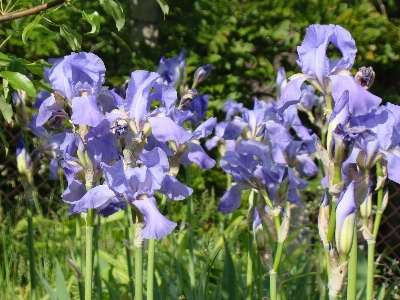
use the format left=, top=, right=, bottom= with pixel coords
left=221, top=237, right=236, bottom=299
left=56, top=259, right=70, bottom=300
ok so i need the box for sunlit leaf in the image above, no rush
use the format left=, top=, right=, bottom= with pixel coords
left=0, top=95, right=12, bottom=123
left=0, top=71, right=36, bottom=97
left=22, top=15, right=42, bottom=44
left=82, top=10, right=101, bottom=36
left=99, top=0, right=125, bottom=31
left=156, top=0, right=169, bottom=17
left=60, top=25, right=82, bottom=51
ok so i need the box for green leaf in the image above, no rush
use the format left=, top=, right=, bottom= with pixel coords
left=22, top=15, right=42, bottom=44
left=82, top=10, right=101, bottom=36
left=56, top=259, right=69, bottom=300
left=156, top=0, right=169, bottom=17
left=0, top=71, right=36, bottom=97
left=0, top=52, right=13, bottom=67
left=103, top=279, right=121, bottom=300
left=0, top=128, right=9, bottom=155
left=38, top=272, right=57, bottom=300
left=99, top=0, right=125, bottom=31
left=60, top=25, right=82, bottom=51
left=221, top=237, right=236, bottom=299
left=0, top=95, right=12, bottom=123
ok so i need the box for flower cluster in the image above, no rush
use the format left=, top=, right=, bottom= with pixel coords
left=277, top=24, right=400, bottom=297
left=32, top=51, right=215, bottom=239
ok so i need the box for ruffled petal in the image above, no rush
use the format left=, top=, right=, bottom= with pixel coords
left=71, top=95, right=106, bottom=127
left=160, top=175, right=193, bottom=200
left=133, top=197, right=176, bottom=239
left=148, top=116, right=192, bottom=143
left=73, top=185, right=118, bottom=212
left=180, top=142, right=216, bottom=170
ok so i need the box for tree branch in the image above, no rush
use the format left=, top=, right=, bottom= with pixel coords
left=0, top=0, right=67, bottom=22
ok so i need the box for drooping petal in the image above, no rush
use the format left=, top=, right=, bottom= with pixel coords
left=160, top=175, right=193, bottom=200
left=277, top=76, right=310, bottom=115
left=36, top=95, right=63, bottom=126
left=330, top=74, right=381, bottom=116
left=217, top=183, right=249, bottom=214
left=71, top=95, right=106, bottom=127
left=148, top=116, right=192, bottom=143
left=180, top=142, right=216, bottom=170
left=192, top=117, right=217, bottom=139
left=73, top=185, right=118, bottom=212
left=101, top=160, right=128, bottom=194
left=133, top=197, right=177, bottom=239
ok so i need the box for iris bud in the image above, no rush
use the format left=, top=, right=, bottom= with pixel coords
left=355, top=66, right=375, bottom=90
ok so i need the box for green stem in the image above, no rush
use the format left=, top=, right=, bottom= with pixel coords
left=366, top=241, right=376, bottom=300
left=94, top=221, right=102, bottom=300
left=270, top=269, right=277, bottom=300
left=273, top=242, right=284, bottom=272
left=245, top=226, right=253, bottom=300
left=347, top=225, right=358, bottom=300
left=135, top=244, right=143, bottom=300
left=373, top=163, right=384, bottom=239
left=124, top=209, right=135, bottom=299
left=186, top=166, right=197, bottom=299
left=326, top=197, right=337, bottom=243
left=85, top=209, right=94, bottom=300
left=76, top=214, right=84, bottom=300
left=133, top=211, right=144, bottom=300
left=147, top=195, right=167, bottom=299
left=25, top=175, right=37, bottom=300
left=147, top=239, right=155, bottom=300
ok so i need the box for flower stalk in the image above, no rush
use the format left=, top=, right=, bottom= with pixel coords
left=84, top=208, right=94, bottom=300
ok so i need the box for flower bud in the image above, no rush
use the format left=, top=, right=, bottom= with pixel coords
left=16, top=136, right=30, bottom=175
left=335, top=181, right=356, bottom=262
left=192, top=64, right=215, bottom=88
left=318, top=192, right=330, bottom=247
left=360, top=193, right=372, bottom=220
left=355, top=66, right=375, bottom=90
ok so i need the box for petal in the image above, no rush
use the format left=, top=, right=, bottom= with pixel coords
left=102, top=160, right=128, bottom=194
left=278, top=76, right=309, bottom=115
left=71, top=95, right=106, bottom=127
left=217, top=183, right=249, bottom=214
left=180, top=142, right=216, bottom=170
left=148, top=116, right=192, bottom=144
left=160, top=175, right=193, bottom=200
left=192, top=117, right=217, bottom=139
left=133, top=197, right=176, bottom=239
left=336, top=181, right=356, bottom=234
left=73, top=185, right=118, bottom=212
left=330, top=74, right=381, bottom=116
left=297, top=24, right=335, bottom=82
left=124, top=70, right=159, bottom=125
left=36, top=95, right=63, bottom=126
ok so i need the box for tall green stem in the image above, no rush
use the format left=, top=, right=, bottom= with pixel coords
left=133, top=209, right=144, bottom=300
left=366, top=241, right=375, bottom=300
left=94, top=221, right=102, bottom=300
left=135, top=243, right=143, bottom=300
left=186, top=166, right=197, bottom=299
left=25, top=174, right=37, bottom=300
left=124, top=208, right=135, bottom=299
left=85, top=209, right=94, bottom=300
left=270, top=270, right=277, bottom=300
left=347, top=225, right=358, bottom=300
left=76, top=214, right=84, bottom=300
left=147, top=195, right=167, bottom=300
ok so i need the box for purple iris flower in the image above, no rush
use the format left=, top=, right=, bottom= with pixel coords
left=36, top=52, right=106, bottom=127
left=72, top=147, right=192, bottom=238
left=278, top=24, right=381, bottom=117
left=27, top=114, right=66, bottom=179
left=217, top=140, right=283, bottom=213
left=184, top=93, right=210, bottom=125
left=345, top=103, right=400, bottom=184
left=156, top=48, right=186, bottom=89
left=106, top=70, right=192, bottom=145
